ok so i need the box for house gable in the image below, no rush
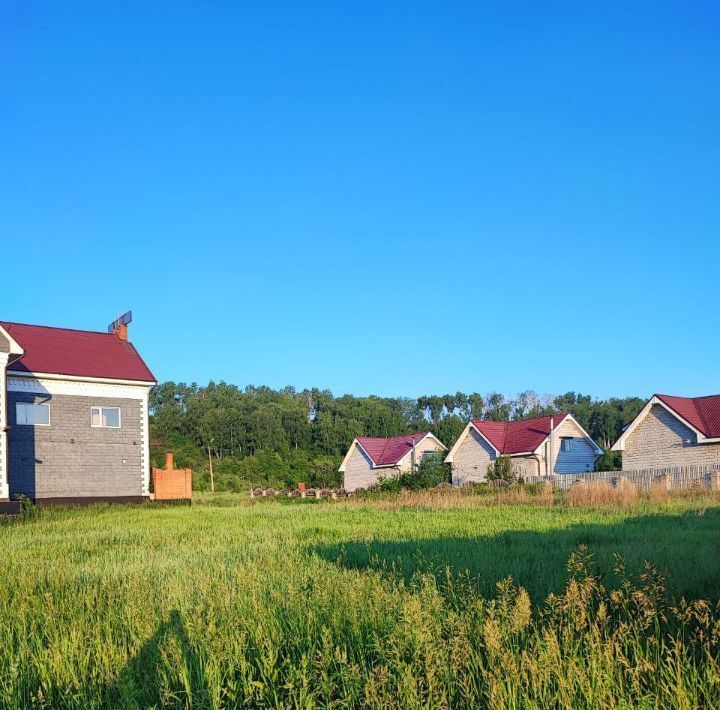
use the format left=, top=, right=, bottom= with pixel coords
left=0, top=324, right=24, bottom=359
left=611, top=395, right=720, bottom=452
left=449, top=426, right=497, bottom=485
left=342, top=442, right=399, bottom=492
left=620, top=403, right=720, bottom=470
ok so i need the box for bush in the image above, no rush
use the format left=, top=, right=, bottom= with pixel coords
left=308, top=455, right=343, bottom=489
left=487, top=455, right=518, bottom=484
left=375, top=453, right=449, bottom=492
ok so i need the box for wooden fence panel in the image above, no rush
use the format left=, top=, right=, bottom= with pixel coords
left=522, top=464, right=720, bottom=491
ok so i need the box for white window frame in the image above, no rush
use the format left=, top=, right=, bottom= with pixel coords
left=90, top=406, right=122, bottom=429
left=16, top=402, right=51, bottom=426
left=560, top=437, right=572, bottom=452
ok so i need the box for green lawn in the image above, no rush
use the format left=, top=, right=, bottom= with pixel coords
left=1, top=492, right=719, bottom=707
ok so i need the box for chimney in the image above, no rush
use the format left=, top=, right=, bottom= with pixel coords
left=108, top=311, right=132, bottom=341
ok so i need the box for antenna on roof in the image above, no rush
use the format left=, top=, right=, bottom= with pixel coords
left=108, top=311, right=132, bottom=333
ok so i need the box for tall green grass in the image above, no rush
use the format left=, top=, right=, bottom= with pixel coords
left=0, top=492, right=718, bottom=707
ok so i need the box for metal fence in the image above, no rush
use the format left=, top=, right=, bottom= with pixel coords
left=522, top=464, right=720, bottom=491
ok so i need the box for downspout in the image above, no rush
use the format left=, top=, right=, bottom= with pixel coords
left=534, top=454, right=542, bottom=477
left=548, top=417, right=554, bottom=478
left=0, top=355, right=9, bottom=500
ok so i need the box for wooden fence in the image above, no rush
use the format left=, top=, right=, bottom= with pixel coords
left=522, top=464, right=720, bottom=491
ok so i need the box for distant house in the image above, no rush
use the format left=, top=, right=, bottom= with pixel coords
left=611, top=394, right=720, bottom=470
left=445, top=413, right=602, bottom=485
left=0, top=317, right=156, bottom=506
left=339, top=432, right=447, bottom=492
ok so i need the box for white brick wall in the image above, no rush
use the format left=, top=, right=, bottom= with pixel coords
left=451, top=428, right=497, bottom=485
left=343, top=445, right=399, bottom=492
left=623, top=404, right=720, bottom=470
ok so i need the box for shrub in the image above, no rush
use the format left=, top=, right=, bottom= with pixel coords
left=308, top=456, right=343, bottom=490
left=375, top=453, right=449, bottom=493
left=487, top=455, right=518, bottom=484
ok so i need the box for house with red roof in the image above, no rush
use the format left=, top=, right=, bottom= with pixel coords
left=339, top=432, right=447, bottom=492
left=0, top=316, right=156, bottom=506
left=611, top=394, right=720, bottom=470
left=445, top=413, right=603, bottom=485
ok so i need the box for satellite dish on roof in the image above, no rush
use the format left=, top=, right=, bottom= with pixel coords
left=108, top=310, right=133, bottom=333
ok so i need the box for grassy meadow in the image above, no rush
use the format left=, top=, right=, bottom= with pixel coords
left=1, top=488, right=719, bottom=707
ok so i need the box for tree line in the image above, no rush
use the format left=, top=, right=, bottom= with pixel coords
left=149, top=382, right=646, bottom=491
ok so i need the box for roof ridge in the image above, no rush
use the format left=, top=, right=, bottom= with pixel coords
left=690, top=398, right=712, bottom=437
left=500, top=420, right=510, bottom=452
left=1, top=320, right=112, bottom=337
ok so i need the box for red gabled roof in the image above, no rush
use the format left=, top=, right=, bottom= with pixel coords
left=470, top=413, right=569, bottom=454
left=655, top=394, right=720, bottom=439
left=357, top=432, right=432, bottom=466
left=1, top=321, right=156, bottom=383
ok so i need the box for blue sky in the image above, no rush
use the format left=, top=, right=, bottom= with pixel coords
left=2, top=2, right=718, bottom=400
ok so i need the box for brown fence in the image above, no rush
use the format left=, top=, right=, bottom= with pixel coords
left=152, top=453, right=192, bottom=501
left=523, top=464, right=720, bottom=491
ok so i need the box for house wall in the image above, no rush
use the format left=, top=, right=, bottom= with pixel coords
left=451, top=428, right=497, bottom=485
left=0, top=331, right=9, bottom=353
left=540, top=418, right=599, bottom=475
left=622, top=404, right=720, bottom=470
left=343, top=444, right=399, bottom=492
left=6, top=376, right=151, bottom=501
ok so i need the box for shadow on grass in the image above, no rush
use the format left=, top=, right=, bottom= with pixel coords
left=107, top=609, right=208, bottom=709
left=312, top=509, right=720, bottom=603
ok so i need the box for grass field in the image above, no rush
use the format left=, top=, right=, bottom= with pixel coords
left=1, top=488, right=719, bottom=707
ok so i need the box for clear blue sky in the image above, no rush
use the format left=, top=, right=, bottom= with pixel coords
left=2, top=2, right=718, bottom=400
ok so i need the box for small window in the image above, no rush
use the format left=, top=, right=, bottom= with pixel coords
left=560, top=438, right=572, bottom=452
left=91, top=407, right=121, bottom=428
left=16, top=402, right=50, bottom=426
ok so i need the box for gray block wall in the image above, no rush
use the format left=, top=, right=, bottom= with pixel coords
left=7, top=391, right=145, bottom=499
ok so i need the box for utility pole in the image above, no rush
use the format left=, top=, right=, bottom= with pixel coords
left=208, top=440, right=215, bottom=493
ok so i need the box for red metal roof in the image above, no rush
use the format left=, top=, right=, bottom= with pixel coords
left=470, top=413, right=569, bottom=454
left=655, top=394, right=720, bottom=438
left=1, top=321, right=156, bottom=383
left=357, top=432, right=432, bottom=466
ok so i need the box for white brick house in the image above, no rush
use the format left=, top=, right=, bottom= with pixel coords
left=611, top=394, right=720, bottom=470
left=340, top=432, right=446, bottom=492
left=445, top=413, right=602, bottom=485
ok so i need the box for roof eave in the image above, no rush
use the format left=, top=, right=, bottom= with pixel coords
left=6, top=369, right=156, bottom=387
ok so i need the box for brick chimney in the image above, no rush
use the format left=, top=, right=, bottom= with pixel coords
left=108, top=311, right=132, bottom=341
